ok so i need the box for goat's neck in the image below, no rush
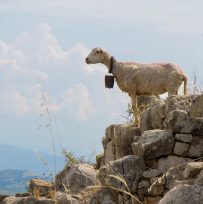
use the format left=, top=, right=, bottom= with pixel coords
left=101, top=52, right=122, bottom=77
left=101, top=52, right=113, bottom=70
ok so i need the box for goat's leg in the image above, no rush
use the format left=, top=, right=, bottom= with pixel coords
left=131, top=95, right=140, bottom=127
left=168, top=79, right=182, bottom=96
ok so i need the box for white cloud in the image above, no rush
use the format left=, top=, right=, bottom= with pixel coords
left=0, top=91, right=30, bottom=116
left=63, top=83, right=95, bottom=121
left=0, top=23, right=129, bottom=122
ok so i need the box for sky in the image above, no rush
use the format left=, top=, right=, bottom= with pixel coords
left=0, top=0, right=203, bottom=160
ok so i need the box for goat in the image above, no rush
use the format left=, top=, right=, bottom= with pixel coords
left=86, top=47, right=187, bottom=126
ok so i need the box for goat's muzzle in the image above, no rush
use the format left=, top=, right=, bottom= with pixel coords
left=85, top=58, right=89, bottom=64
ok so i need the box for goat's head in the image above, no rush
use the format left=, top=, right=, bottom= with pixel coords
left=86, top=47, right=105, bottom=64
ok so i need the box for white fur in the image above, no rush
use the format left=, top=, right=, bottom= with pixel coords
left=86, top=48, right=188, bottom=125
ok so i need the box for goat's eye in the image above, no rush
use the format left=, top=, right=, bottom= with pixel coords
left=94, top=51, right=100, bottom=55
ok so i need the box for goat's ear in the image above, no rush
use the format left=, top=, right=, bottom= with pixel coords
left=98, top=47, right=104, bottom=53
left=94, top=47, right=103, bottom=54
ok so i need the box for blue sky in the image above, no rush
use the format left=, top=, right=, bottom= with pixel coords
left=0, top=0, right=203, bottom=159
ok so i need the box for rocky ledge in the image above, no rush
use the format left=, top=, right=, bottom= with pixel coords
left=2, top=94, right=203, bottom=204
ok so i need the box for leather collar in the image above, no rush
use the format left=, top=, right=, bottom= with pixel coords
left=109, top=56, right=114, bottom=74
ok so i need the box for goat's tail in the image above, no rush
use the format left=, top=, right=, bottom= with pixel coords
left=183, top=75, right=188, bottom=95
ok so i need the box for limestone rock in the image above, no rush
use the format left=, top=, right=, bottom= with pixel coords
left=113, top=125, right=140, bottom=159
left=197, top=170, right=203, bottom=179
left=55, top=192, right=83, bottom=204
left=188, top=136, right=203, bottom=158
left=2, top=196, right=55, bottom=204
left=118, top=195, right=140, bottom=204
left=2, top=196, right=21, bottom=204
left=197, top=177, right=203, bottom=186
left=145, top=159, right=159, bottom=169
left=158, top=155, right=188, bottom=173
left=159, top=184, right=203, bottom=204
left=55, top=192, right=71, bottom=204
left=0, top=195, right=8, bottom=203
left=183, top=162, right=203, bottom=179
left=175, top=133, right=193, bottom=143
left=89, top=189, right=117, bottom=204
left=164, top=161, right=203, bottom=190
left=165, top=95, right=197, bottom=114
left=137, top=95, right=164, bottom=110
left=164, top=110, right=191, bottom=133
left=143, top=169, right=161, bottom=179
left=150, top=177, right=159, bottom=184
left=144, top=196, right=161, bottom=204
left=102, top=124, right=141, bottom=164
left=140, top=95, right=199, bottom=134
left=12, top=191, right=83, bottom=204
left=137, top=187, right=149, bottom=202
left=138, top=180, right=150, bottom=189
left=165, top=165, right=185, bottom=190
left=29, top=179, right=54, bottom=197
left=173, top=142, right=189, bottom=156
left=102, top=125, right=115, bottom=164
left=132, top=130, right=174, bottom=159
left=98, top=155, right=146, bottom=193
left=96, top=153, right=105, bottom=169
left=148, top=177, right=165, bottom=196
left=140, top=103, right=166, bottom=133
left=190, top=94, right=203, bottom=117
left=148, top=184, right=164, bottom=196
left=55, top=164, right=97, bottom=193
left=104, top=141, right=114, bottom=164
left=164, top=110, right=203, bottom=135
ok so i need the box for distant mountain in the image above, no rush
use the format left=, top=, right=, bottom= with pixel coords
left=0, top=144, right=65, bottom=174
left=0, top=169, right=50, bottom=195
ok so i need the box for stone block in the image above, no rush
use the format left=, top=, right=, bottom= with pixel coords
left=159, top=184, right=203, bottom=204
left=29, top=179, right=54, bottom=197
left=55, top=164, right=97, bottom=193
left=173, top=142, right=189, bottom=156
left=158, top=155, right=188, bottom=173
left=132, top=129, right=174, bottom=159
left=183, top=162, right=203, bottom=179
left=140, top=103, right=166, bottom=133
left=144, top=196, right=161, bottom=204
left=148, top=184, right=164, bottom=196
left=190, top=94, right=203, bottom=117
left=103, top=124, right=141, bottom=164
left=188, top=136, right=203, bottom=158
left=138, top=180, right=150, bottom=188
left=143, top=169, right=161, bottom=179
left=98, top=155, right=146, bottom=193
left=175, top=133, right=192, bottom=143
left=164, top=110, right=203, bottom=135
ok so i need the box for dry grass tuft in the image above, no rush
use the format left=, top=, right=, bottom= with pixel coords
left=84, top=173, right=143, bottom=204
left=190, top=72, right=203, bottom=94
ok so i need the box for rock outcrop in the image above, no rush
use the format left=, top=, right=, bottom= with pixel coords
left=55, top=163, right=97, bottom=193
left=99, top=155, right=146, bottom=193
left=159, top=183, right=203, bottom=204
left=29, top=179, right=54, bottom=197
left=2, top=94, right=203, bottom=204
left=102, top=124, right=141, bottom=165
left=132, top=129, right=175, bottom=159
